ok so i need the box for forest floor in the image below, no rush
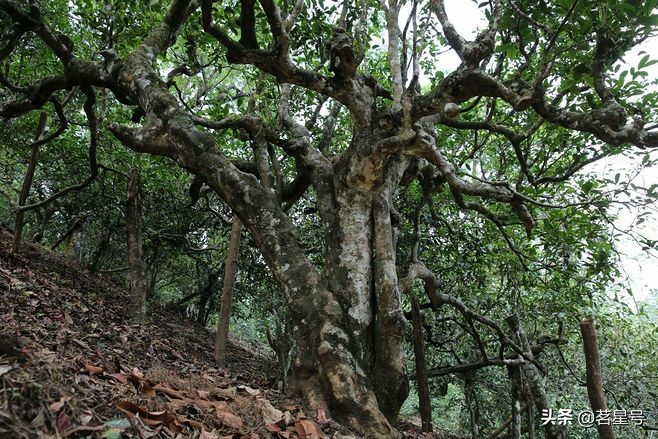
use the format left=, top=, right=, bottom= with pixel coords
left=0, top=230, right=446, bottom=439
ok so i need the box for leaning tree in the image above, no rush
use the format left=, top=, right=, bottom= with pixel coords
left=1, top=0, right=657, bottom=436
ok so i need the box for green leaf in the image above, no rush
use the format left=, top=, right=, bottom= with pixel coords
left=638, top=14, right=658, bottom=26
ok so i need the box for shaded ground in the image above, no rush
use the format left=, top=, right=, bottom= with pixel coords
left=0, top=230, right=454, bottom=438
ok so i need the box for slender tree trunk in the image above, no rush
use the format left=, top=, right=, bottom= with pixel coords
left=146, top=264, right=159, bottom=300
left=126, top=168, right=147, bottom=322
left=465, top=373, right=480, bottom=439
left=64, top=226, right=83, bottom=261
left=51, top=214, right=84, bottom=250
left=580, top=318, right=615, bottom=439
left=214, top=215, right=241, bottom=367
left=175, top=290, right=200, bottom=306
left=197, top=277, right=211, bottom=324
left=204, top=280, right=216, bottom=325
left=505, top=315, right=569, bottom=439
left=12, top=112, right=47, bottom=253
left=88, top=222, right=116, bottom=271
left=488, top=404, right=528, bottom=439
left=265, top=306, right=293, bottom=391
left=31, top=204, right=56, bottom=244
left=507, top=364, right=522, bottom=439
left=525, top=384, right=535, bottom=439
left=411, top=295, right=432, bottom=432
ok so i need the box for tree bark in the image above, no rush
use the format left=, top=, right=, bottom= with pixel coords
left=487, top=404, right=528, bottom=439
left=87, top=221, right=118, bottom=271
left=126, top=168, right=147, bottom=322
left=411, top=295, right=433, bottom=432
left=214, top=215, right=241, bottom=367
left=464, top=373, right=480, bottom=439
left=197, top=271, right=217, bottom=324
left=64, top=225, right=84, bottom=261
left=103, top=6, right=407, bottom=434
left=12, top=111, right=47, bottom=253
left=525, top=384, right=535, bottom=439
left=507, top=363, right=522, bottom=439
left=505, top=315, right=568, bottom=439
left=265, top=306, right=293, bottom=391
left=9, top=0, right=656, bottom=435
left=580, top=318, right=615, bottom=439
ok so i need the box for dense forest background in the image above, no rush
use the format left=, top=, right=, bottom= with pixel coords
left=1, top=0, right=657, bottom=438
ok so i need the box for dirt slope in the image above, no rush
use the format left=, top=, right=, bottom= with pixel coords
left=0, top=230, right=447, bottom=439
left=0, top=230, right=321, bottom=438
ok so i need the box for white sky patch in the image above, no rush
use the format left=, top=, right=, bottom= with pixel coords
left=397, top=1, right=658, bottom=303
left=590, top=37, right=658, bottom=304
left=433, top=0, right=487, bottom=70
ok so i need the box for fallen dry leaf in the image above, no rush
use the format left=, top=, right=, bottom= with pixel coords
left=236, top=385, right=260, bottom=397
left=109, top=372, right=128, bottom=383
left=265, top=423, right=282, bottom=432
left=56, top=411, right=72, bottom=433
left=152, top=383, right=185, bottom=399
left=48, top=396, right=69, bottom=414
left=61, top=424, right=106, bottom=437
left=71, top=338, right=90, bottom=350
left=116, top=401, right=182, bottom=433
left=295, top=418, right=325, bottom=439
left=216, top=410, right=243, bottom=430
left=84, top=364, right=105, bottom=375
left=316, top=408, right=328, bottom=424
left=79, top=412, right=93, bottom=425
left=281, top=411, right=295, bottom=426
left=128, top=374, right=156, bottom=397
left=258, top=398, right=284, bottom=424
left=0, top=365, right=14, bottom=376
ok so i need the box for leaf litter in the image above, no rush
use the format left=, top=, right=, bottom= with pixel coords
left=0, top=230, right=452, bottom=438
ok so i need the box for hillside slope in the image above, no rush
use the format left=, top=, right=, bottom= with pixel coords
left=0, top=230, right=451, bottom=439
left=0, top=230, right=330, bottom=438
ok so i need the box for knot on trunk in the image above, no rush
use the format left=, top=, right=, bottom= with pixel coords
left=329, top=28, right=358, bottom=80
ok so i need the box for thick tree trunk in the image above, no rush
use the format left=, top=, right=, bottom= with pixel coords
left=580, top=318, right=615, bottom=439
left=107, top=17, right=407, bottom=435
left=286, top=154, right=409, bottom=437
left=411, top=295, right=433, bottom=432
left=214, top=216, right=241, bottom=367
left=126, top=168, right=147, bottom=322
left=371, top=154, right=410, bottom=421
